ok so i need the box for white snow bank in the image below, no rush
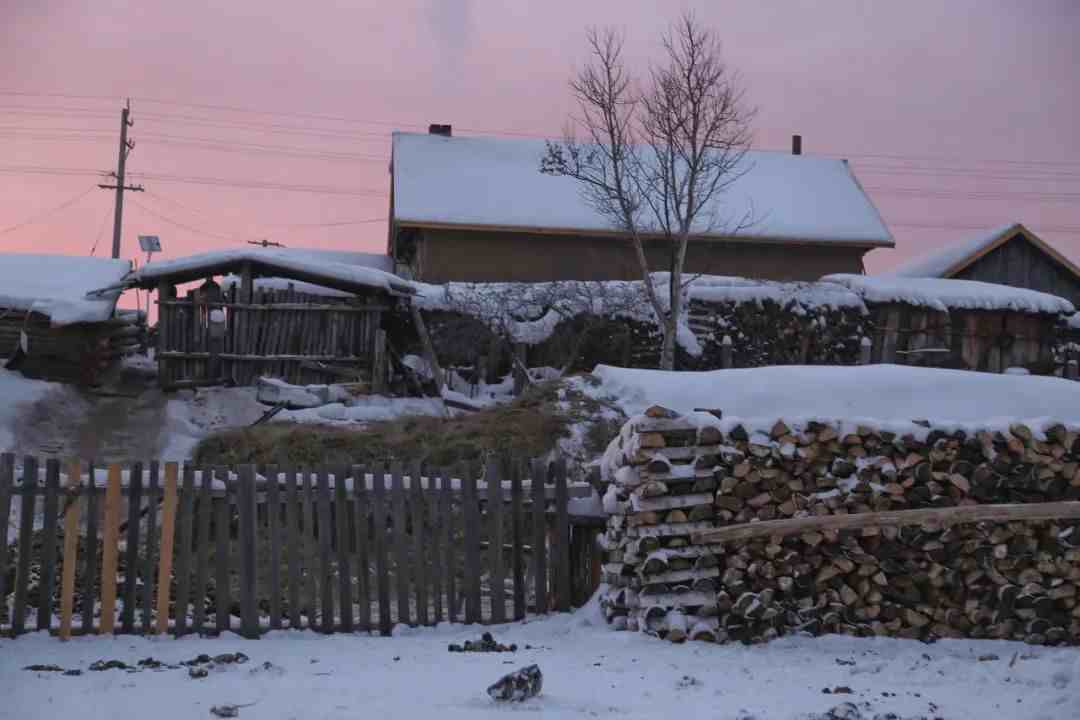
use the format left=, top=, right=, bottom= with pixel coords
left=129, top=248, right=413, bottom=296
left=0, top=369, right=61, bottom=452
left=0, top=254, right=131, bottom=325
left=393, top=132, right=894, bottom=245
left=1069, top=313, right=1080, bottom=330
left=823, top=273, right=1075, bottom=315
left=888, top=223, right=1020, bottom=278
left=3, top=610, right=1077, bottom=720
left=282, top=396, right=445, bottom=424
left=688, top=275, right=866, bottom=312
left=584, top=363, right=1080, bottom=434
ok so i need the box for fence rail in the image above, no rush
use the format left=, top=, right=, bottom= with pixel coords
left=0, top=454, right=603, bottom=640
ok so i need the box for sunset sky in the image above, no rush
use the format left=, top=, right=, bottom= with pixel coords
left=2, top=0, right=1078, bottom=295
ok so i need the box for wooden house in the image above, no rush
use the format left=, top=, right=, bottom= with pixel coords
left=0, top=254, right=139, bottom=385
left=890, top=223, right=1080, bottom=307
left=124, top=249, right=415, bottom=389
left=388, top=127, right=894, bottom=283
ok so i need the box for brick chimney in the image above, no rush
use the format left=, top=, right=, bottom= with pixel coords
left=792, top=134, right=802, bottom=155
left=429, top=124, right=452, bottom=137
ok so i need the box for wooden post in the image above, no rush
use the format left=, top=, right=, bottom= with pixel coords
left=486, top=458, right=505, bottom=624
left=192, top=465, right=213, bottom=634
left=122, top=462, right=143, bottom=633
left=58, top=460, right=82, bottom=641
left=530, top=459, right=548, bottom=615
left=240, top=262, right=253, bottom=304
left=463, top=463, right=482, bottom=624
left=12, top=456, right=36, bottom=636
left=372, top=463, right=392, bottom=636
left=141, top=462, right=158, bottom=632
left=238, top=465, right=259, bottom=639
left=719, top=335, right=733, bottom=370
left=0, top=455, right=13, bottom=631
left=267, top=465, right=282, bottom=631
left=858, top=336, right=872, bottom=365
left=410, top=304, right=445, bottom=392
left=512, top=342, right=527, bottom=394
left=174, top=465, right=196, bottom=636
left=154, top=463, right=179, bottom=635
left=554, top=460, right=571, bottom=613
left=373, top=328, right=388, bottom=394
left=410, top=461, right=428, bottom=626
left=1067, top=358, right=1079, bottom=381
left=37, top=459, right=61, bottom=632
left=99, top=464, right=123, bottom=634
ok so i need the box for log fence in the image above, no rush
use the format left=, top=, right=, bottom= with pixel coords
left=0, top=454, right=603, bottom=640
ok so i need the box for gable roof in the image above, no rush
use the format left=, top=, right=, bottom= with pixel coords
left=889, top=223, right=1080, bottom=280
left=0, top=254, right=131, bottom=325
left=391, top=132, right=894, bottom=247
left=126, top=248, right=414, bottom=296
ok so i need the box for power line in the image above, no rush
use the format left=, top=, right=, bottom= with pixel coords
left=128, top=195, right=253, bottom=242
left=145, top=189, right=386, bottom=230
left=89, top=202, right=113, bottom=256
left=126, top=170, right=384, bottom=196
left=0, top=186, right=96, bottom=234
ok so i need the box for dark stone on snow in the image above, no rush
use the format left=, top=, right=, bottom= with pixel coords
left=24, top=664, right=64, bottom=672
left=89, top=659, right=134, bottom=672
left=487, top=664, right=543, bottom=702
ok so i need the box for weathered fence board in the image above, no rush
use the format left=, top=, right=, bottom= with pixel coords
left=531, top=458, right=548, bottom=616
left=193, top=466, right=213, bottom=633
left=335, top=465, right=354, bottom=633
left=285, top=468, right=301, bottom=630
left=214, top=469, right=230, bottom=634
left=154, top=463, right=178, bottom=635
left=511, top=461, right=525, bottom=621
left=353, top=466, right=371, bottom=632
left=238, top=466, right=258, bottom=639
left=391, top=466, right=410, bottom=626
left=174, top=465, right=195, bottom=636
left=100, top=464, right=123, bottom=634
left=0, top=455, right=12, bottom=627
left=59, top=460, right=81, bottom=640
left=410, top=462, right=428, bottom=627
left=463, top=464, right=481, bottom=624
left=37, top=459, right=60, bottom=631
left=13, top=456, right=37, bottom=635
left=372, top=465, right=391, bottom=635
left=267, top=465, right=282, bottom=631
left=141, top=462, right=158, bottom=632
left=122, top=461, right=143, bottom=633
left=487, top=458, right=505, bottom=625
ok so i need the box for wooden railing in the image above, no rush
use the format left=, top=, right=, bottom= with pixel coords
left=0, top=454, right=603, bottom=639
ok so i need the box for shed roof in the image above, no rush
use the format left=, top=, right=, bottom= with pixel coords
left=391, top=132, right=894, bottom=247
left=126, top=248, right=414, bottom=296
left=889, top=223, right=1080, bottom=280
left=822, top=273, right=1076, bottom=315
left=0, top=254, right=131, bottom=325
left=219, top=249, right=396, bottom=298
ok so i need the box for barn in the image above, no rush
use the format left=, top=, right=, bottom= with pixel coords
left=889, top=223, right=1080, bottom=307
left=388, top=128, right=894, bottom=283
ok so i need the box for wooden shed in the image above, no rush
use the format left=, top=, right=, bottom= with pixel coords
left=823, top=274, right=1075, bottom=374
left=890, top=223, right=1080, bottom=307
left=124, top=249, right=414, bottom=389
left=0, top=254, right=140, bottom=385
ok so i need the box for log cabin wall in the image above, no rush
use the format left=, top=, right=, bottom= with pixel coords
left=952, top=232, right=1080, bottom=308
left=156, top=283, right=388, bottom=389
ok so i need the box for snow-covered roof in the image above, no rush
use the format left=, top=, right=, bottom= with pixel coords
left=219, top=249, right=395, bottom=298
left=687, top=275, right=865, bottom=312
left=889, top=222, right=1080, bottom=280
left=391, top=132, right=894, bottom=247
left=822, top=273, right=1075, bottom=315
left=0, top=253, right=131, bottom=325
left=128, top=248, right=414, bottom=296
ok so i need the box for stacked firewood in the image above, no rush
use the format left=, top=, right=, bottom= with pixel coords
left=599, top=406, right=1080, bottom=645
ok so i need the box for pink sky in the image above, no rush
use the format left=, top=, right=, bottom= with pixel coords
left=3, top=0, right=1078, bottom=297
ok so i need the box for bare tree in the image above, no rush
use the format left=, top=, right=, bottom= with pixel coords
left=541, top=13, right=754, bottom=369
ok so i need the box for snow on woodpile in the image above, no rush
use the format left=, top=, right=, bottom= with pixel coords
left=581, top=364, right=1080, bottom=456
left=220, top=249, right=396, bottom=298
left=0, top=254, right=131, bottom=325
left=128, top=248, right=413, bottom=295
left=823, top=273, right=1076, bottom=315
left=392, top=132, right=894, bottom=245
left=887, top=223, right=1019, bottom=278
left=686, top=277, right=867, bottom=368
left=1069, top=313, right=1080, bottom=331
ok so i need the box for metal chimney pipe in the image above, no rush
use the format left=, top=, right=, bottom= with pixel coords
left=792, top=134, right=802, bottom=155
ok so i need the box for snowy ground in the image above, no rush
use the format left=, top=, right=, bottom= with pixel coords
left=0, top=369, right=66, bottom=453
left=2, top=595, right=1078, bottom=720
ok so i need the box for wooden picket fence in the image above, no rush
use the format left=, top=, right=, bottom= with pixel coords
left=0, top=454, right=603, bottom=640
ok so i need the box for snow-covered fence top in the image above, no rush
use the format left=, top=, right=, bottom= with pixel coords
left=0, top=254, right=131, bottom=325
left=822, top=273, right=1075, bottom=316
left=125, top=248, right=415, bottom=297
left=687, top=275, right=866, bottom=314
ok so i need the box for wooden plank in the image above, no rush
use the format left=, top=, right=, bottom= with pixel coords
left=487, top=458, right=505, bottom=624
left=0, top=455, right=13, bottom=631
left=12, top=456, right=37, bottom=636
left=530, top=459, right=548, bottom=615
left=554, top=460, right=571, bottom=613
left=58, top=460, right=82, bottom=640
left=411, top=461, right=429, bottom=626
left=154, top=463, right=179, bottom=635
left=316, top=469, right=334, bottom=633
left=192, top=466, right=213, bottom=634
left=121, top=462, right=143, bottom=633
left=302, top=470, right=318, bottom=628
left=510, top=459, right=525, bottom=621
left=100, top=463, right=124, bottom=634
left=141, top=462, right=158, bottom=632
left=266, top=465, right=282, bottom=630
left=389, top=464, right=409, bottom=627
left=335, top=465, right=354, bottom=632
left=85, top=461, right=102, bottom=633
left=692, top=501, right=1080, bottom=545
left=237, top=465, right=259, bottom=639
left=174, top=464, right=196, bottom=636
left=36, top=459, right=61, bottom=631
left=353, top=465, right=371, bottom=632
left=372, top=464, right=391, bottom=635
left=214, top=468, right=231, bottom=634
left=285, top=468, right=301, bottom=629
left=441, top=467, right=457, bottom=624
left=430, top=470, right=444, bottom=625
left=463, top=462, right=481, bottom=624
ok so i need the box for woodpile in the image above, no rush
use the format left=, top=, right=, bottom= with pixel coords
left=599, top=406, right=1080, bottom=645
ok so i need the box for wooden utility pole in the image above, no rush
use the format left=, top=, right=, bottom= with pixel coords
left=98, top=99, right=144, bottom=259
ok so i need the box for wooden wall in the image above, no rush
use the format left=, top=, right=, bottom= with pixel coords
left=407, top=227, right=869, bottom=283
left=954, top=233, right=1080, bottom=307
left=156, top=282, right=388, bottom=388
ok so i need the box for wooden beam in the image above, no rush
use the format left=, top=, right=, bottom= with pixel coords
left=155, top=463, right=179, bottom=635
left=58, top=460, right=82, bottom=640
left=410, top=304, right=445, bottom=392
left=691, top=501, right=1080, bottom=546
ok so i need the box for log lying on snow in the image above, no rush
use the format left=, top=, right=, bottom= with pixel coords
left=599, top=405, right=1080, bottom=645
